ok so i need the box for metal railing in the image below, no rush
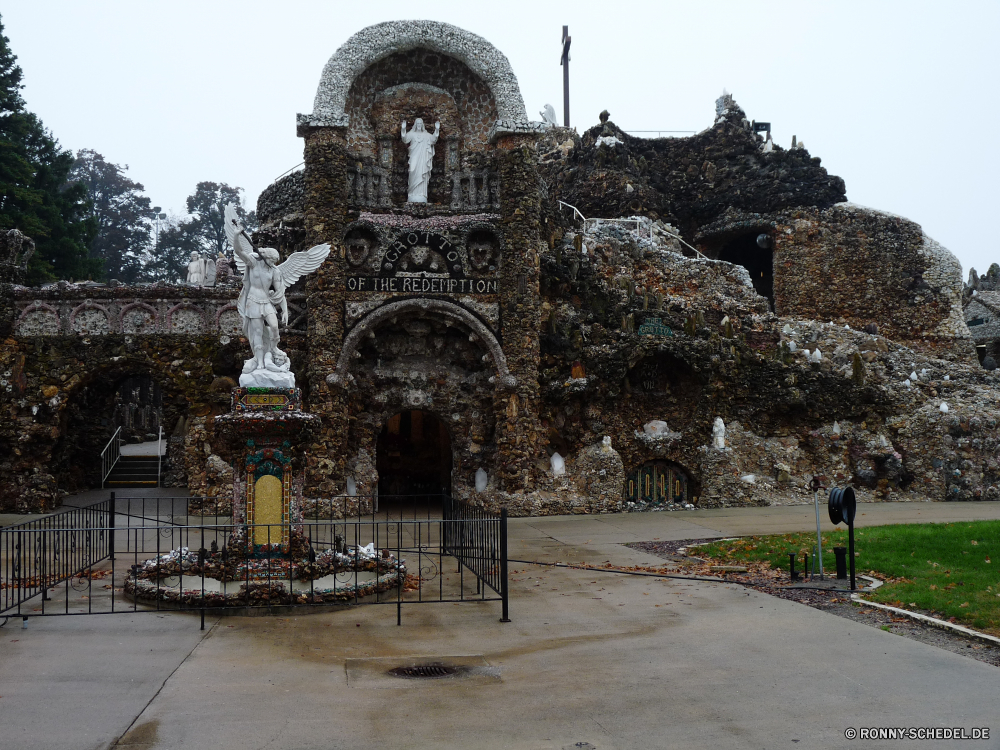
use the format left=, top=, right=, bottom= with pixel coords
left=443, top=495, right=509, bottom=622
left=100, top=427, right=122, bottom=488
left=1, top=493, right=509, bottom=626
left=557, top=200, right=708, bottom=259
left=0, top=497, right=114, bottom=616
left=584, top=217, right=654, bottom=240
left=623, top=130, right=697, bottom=138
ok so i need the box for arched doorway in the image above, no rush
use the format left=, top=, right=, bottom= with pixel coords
left=376, top=410, right=452, bottom=513
left=625, top=461, right=691, bottom=506
left=717, top=232, right=774, bottom=308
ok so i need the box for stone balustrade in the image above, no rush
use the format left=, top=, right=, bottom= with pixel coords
left=12, top=285, right=307, bottom=337
left=346, top=165, right=392, bottom=207
left=451, top=170, right=499, bottom=211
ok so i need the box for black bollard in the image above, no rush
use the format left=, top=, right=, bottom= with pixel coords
left=828, top=487, right=858, bottom=590
left=833, top=547, right=848, bottom=579
left=788, top=552, right=799, bottom=581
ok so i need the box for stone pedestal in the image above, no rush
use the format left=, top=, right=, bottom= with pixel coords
left=215, top=387, right=320, bottom=553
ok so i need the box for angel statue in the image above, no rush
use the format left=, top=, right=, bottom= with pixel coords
left=224, top=203, right=330, bottom=388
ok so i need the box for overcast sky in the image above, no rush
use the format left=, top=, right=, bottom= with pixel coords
left=5, top=1, right=998, bottom=277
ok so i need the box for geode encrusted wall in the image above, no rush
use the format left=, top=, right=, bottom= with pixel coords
left=0, top=279, right=307, bottom=512
left=771, top=205, right=973, bottom=362
left=3, top=21, right=997, bottom=515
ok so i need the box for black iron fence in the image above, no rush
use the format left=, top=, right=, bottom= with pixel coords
left=443, top=495, right=509, bottom=622
left=0, top=498, right=113, bottom=616
left=0, top=493, right=509, bottom=626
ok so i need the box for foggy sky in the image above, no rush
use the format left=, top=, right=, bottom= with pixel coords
left=5, top=0, right=997, bottom=277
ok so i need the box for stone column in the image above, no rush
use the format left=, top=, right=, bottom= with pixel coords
left=301, top=125, right=351, bottom=497
left=493, top=133, right=545, bottom=493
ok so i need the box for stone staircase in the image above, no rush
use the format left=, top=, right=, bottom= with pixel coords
left=104, top=456, right=159, bottom=488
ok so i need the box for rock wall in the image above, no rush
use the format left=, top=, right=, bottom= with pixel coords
left=257, top=170, right=305, bottom=226
left=536, top=101, right=846, bottom=236
left=768, top=204, right=975, bottom=363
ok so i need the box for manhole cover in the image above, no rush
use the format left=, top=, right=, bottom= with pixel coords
left=388, top=664, right=458, bottom=679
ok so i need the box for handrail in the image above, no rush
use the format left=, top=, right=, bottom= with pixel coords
left=101, top=426, right=122, bottom=488
left=624, top=130, right=697, bottom=137
left=584, top=216, right=653, bottom=241
left=156, top=425, right=163, bottom=488
left=270, top=162, right=304, bottom=185
left=656, top=227, right=709, bottom=259
left=557, top=200, right=587, bottom=223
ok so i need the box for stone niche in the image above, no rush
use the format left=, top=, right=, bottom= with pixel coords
left=465, top=228, right=501, bottom=276
left=370, top=83, right=461, bottom=206
left=344, top=225, right=381, bottom=274
left=345, top=47, right=498, bottom=157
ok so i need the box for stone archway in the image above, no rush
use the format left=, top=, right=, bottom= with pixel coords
left=302, top=20, right=529, bottom=128
left=328, top=298, right=515, bottom=390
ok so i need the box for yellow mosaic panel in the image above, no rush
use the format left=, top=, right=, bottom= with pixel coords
left=252, top=474, right=284, bottom=546
left=243, top=394, right=288, bottom=407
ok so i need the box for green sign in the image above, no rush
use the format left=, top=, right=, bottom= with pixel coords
left=638, top=317, right=673, bottom=336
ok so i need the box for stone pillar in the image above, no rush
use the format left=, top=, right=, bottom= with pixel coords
left=301, top=125, right=351, bottom=497
left=493, top=133, right=545, bottom=492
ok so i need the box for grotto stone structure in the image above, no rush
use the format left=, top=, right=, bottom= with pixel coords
left=3, top=20, right=999, bottom=515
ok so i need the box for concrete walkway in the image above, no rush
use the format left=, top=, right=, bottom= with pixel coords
left=2, top=501, right=999, bottom=749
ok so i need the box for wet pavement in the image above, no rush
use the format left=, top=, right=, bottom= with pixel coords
left=1, top=498, right=999, bottom=749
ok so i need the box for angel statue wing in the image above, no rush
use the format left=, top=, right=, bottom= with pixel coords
left=276, top=242, right=332, bottom=286
left=223, top=202, right=254, bottom=276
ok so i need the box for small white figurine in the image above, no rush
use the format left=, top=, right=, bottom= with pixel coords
left=186, top=252, right=209, bottom=286
left=540, top=104, right=558, bottom=125
left=712, top=417, right=726, bottom=450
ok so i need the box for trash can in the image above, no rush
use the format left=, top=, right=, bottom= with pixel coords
left=833, top=546, right=848, bottom=579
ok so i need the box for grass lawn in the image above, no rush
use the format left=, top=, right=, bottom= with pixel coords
left=696, top=520, right=1000, bottom=636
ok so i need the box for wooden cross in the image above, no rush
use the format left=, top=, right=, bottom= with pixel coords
left=560, top=25, right=571, bottom=128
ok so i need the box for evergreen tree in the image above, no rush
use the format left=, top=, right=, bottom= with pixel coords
left=70, top=149, right=153, bottom=283
left=0, top=14, right=96, bottom=284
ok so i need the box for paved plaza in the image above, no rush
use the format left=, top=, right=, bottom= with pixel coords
left=2, top=499, right=1000, bottom=749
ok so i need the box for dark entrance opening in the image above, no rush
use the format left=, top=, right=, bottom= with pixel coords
left=718, top=233, right=774, bottom=308
left=377, top=410, right=452, bottom=514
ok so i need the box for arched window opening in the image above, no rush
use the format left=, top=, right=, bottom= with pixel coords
left=718, top=232, right=774, bottom=308
left=625, top=461, right=692, bottom=507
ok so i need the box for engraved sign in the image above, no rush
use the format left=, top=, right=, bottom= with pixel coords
left=347, top=276, right=497, bottom=294
left=637, top=317, right=674, bottom=336
left=244, top=394, right=289, bottom=407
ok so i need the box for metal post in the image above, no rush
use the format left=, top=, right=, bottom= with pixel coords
left=814, top=489, right=824, bottom=579
left=809, top=477, right=825, bottom=580
left=396, top=518, right=402, bottom=626
left=848, top=518, right=856, bottom=591
left=560, top=26, right=571, bottom=128
left=499, top=508, right=510, bottom=622
left=157, top=425, right=163, bottom=488
left=108, top=492, right=116, bottom=562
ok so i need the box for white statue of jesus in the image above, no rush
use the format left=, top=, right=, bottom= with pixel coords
left=401, top=118, right=439, bottom=203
